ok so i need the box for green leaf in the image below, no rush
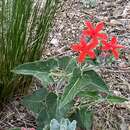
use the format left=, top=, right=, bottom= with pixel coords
left=23, top=88, right=58, bottom=130
left=85, top=57, right=99, bottom=66
left=83, top=70, right=109, bottom=92
left=46, top=93, right=57, bottom=118
left=37, top=110, right=49, bottom=130
left=58, top=56, right=77, bottom=72
left=70, top=109, right=93, bottom=130
left=107, top=95, right=128, bottom=104
left=12, top=58, right=58, bottom=86
left=60, top=68, right=82, bottom=108
left=56, top=101, right=74, bottom=119
left=8, top=128, right=21, bottom=130
left=60, top=69, right=109, bottom=108
left=12, top=56, right=77, bottom=87
left=78, top=91, right=101, bottom=100
left=37, top=93, right=57, bottom=130
left=22, top=87, right=48, bottom=113
left=59, top=57, right=77, bottom=74
left=79, top=109, right=93, bottom=130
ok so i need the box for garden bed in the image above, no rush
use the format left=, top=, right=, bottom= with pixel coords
left=1, top=0, right=130, bottom=130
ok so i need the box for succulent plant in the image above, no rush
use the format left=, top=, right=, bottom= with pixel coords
left=81, top=0, right=97, bottom=8
left=50, top=118, right=77, bottom=130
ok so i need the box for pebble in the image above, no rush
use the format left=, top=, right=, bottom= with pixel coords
left=110, top=19, right=122, bottom=26
left=50, top=38, right=59, bottom=47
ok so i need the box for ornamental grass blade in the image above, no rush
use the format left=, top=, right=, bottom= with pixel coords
left=0, top=0, right=59, bottom=102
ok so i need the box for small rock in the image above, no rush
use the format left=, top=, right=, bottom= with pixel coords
left=127, top=24, right=130, bottom=32
left=59, top=24, right=64, bottom=30
left=57, top=47, right=65, bottom=54
left=110, top=19, right=122, bottom=26
left=50, top=38, right=59, bottom=47
left=19, top=106, right=25, bottom=112
left=113, top=90, right=122, bottom=96
left=118, top=62, right=128, bottom=68
left=129, top=126, right=130, bottom=130
left=103, top=16, right=109, bottom=22
left=113, top=8, right=123, bottom=18
left=122, top=1, right=130, bottom=18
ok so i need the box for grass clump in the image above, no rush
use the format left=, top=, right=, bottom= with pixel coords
left=0, top=0, right=58, bottom=103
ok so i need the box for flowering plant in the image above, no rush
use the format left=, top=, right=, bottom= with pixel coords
left=71, top=21, right=124, bottom=63
left=12, top=21, right=127, bottom=130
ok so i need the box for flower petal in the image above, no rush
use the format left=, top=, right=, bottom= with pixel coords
left=112, top=49, right=119, bottom=59
left=77, top=52, right=87, bottom=63
left=21, top=128, right=27, bottom=130
left=96, top=33, right=107, bottom=40
left=70, top=44, right=80, bottom=52
left=82, top=30, right=91, bottom=36
left=111, top=36, right=117, bottom=44
left=80, top=37, right=87, bottom=47
left=84, top=21, right=93, bottom=30
left=95, top=22, right=105, bottom=32
left=102, top=40, right=108, bottom=46
left=101, top=46, right=110, bottom=51
left=88, top=50, right=96, bottom=59
left=30, top=128, right=36, bottom=130
left=115, top=44, right=125, bottom=49
left=88, top=38, right=98, bottom=49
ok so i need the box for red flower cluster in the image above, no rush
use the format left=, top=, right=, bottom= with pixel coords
left=71, top=21, right=125, bottom=63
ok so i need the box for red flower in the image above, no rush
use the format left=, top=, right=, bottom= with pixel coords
left=21, top=128, right=26, bottom=130
left=71, top=37, right=97, bottom=63
left=101, top=36, right=125, bottom=59
left=82, top=21, right=107, bottom=40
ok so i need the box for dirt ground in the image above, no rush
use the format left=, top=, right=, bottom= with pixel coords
left=1, top=0, right=130, bottom=130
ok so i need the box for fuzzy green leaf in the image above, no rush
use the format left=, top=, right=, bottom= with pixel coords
left=79, top=109, right=93, bottom=130
left=23, top=88, right=58, bottom=130
left=8, top=128, right=21, bottom=130
left=37, top=93, right=57, bottom=130
left=78, top=91, right=101, bottom=100
left=70, top=109, right=93, bottom=130
left=22, top=87, right=48, bottom=113
left=12, top=58, right=58, bottom=86
left=60, top=68, right=82, bottom=108
left=82, top=70, right=109, bottom=92
left=12, top=56, right=77, bottom=87
left=107, top=95, right=128, bottom=104
left=60, top=69, right=109, bottom=108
